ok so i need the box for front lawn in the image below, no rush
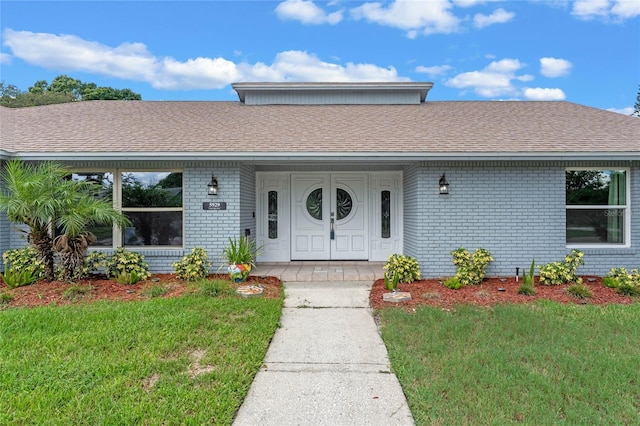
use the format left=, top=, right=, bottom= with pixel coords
left=379, top=301, right=640, bottom=425
left=0, top=290, right=283, bottom=425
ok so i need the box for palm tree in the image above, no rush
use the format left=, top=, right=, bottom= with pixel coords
left=53, top=181, right=129, bottom=281
left=0, top=160, right=129, bottom=281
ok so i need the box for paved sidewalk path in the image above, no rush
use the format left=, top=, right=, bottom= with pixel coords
left=233, top=281, right=415, bottom=426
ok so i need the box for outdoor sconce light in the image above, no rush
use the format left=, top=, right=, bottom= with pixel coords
left=207, top=175, right=219, bottom=196
left=439, top=173, right=450, bottom=195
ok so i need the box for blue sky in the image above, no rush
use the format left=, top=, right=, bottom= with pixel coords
left=1, top=1, right=638, bottom=114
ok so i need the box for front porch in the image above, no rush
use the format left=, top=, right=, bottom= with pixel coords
left=251, top=261, right=386, bottom=282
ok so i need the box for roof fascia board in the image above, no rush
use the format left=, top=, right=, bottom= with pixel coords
left=7, top=152, right=640, bottom=162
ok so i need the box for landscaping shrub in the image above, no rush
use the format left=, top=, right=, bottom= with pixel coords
left=383, top=254, right=421, bottom=283
left=1, top=247, right=45, bottom=287
left=538, top=249, right=584, bottom=285
left=566, top=282, right=592, bottom=299
left=105, top=248, right=151, bottom=283
left=444, top=276, right=463, bottom=289
left=173, top=247, right=212, bottom=281
left=450, top=247, right=494, bottom=286
left=604, top=268, right=640, bottom=296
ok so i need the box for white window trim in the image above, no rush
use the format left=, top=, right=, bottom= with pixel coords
left=566, top=167, right=631, bottom=249
left=73, top=168, right=184, bottom=249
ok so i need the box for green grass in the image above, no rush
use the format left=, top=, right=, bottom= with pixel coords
left=379, top=301, right=640, bottom=425
left=0, top=291, right=283, bottom=425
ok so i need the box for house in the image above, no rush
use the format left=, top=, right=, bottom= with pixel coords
left=1, top=82, right=639, bottom=277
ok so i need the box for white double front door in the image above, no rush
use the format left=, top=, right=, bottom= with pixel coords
left=256, top=171, right=402, bottom=262
left=291, top=173, right=368, bottom=260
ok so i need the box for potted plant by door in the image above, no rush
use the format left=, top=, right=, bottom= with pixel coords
left=222, top=236, right=261, bottom=283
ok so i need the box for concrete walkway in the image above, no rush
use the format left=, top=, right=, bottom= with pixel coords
left=233, top=281, right=414, bottom=426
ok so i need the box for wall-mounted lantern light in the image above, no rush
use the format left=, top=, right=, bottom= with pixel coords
left=439, top=173, right=450, bottom=195
left=207, top=175, right=219, bottom=196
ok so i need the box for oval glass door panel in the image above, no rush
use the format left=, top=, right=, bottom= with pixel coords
left=336, top=188, right=353, bottom=220
left=306, top=188, right=323, bottom=220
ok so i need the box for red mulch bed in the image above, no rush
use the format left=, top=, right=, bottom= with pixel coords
left=1, top=274, right=282, bottom=309
left=369, top=276, right=637, bottom=311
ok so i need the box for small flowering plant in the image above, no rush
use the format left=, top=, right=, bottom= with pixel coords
left=173, top=247, right=212, bottom=281
left=105, top=247, right=151, bottom=283
left=451, top=247, right=494, bottom=286
left=384, top=254, right=421, bottom=284
left=538, top=249, right=584, bottom=285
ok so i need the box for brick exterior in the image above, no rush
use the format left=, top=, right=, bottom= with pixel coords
left=1, top=160, right=638, bottom=277
left=404, top=161, right=639, bottom=278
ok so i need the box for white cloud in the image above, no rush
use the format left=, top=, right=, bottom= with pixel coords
left=275, top=0, right=343, bottom=25
left=157, top=57, right=240, bottom=90
left=415, top=64, right=453, bottom=76
left=240, top=50, right=407, bottom=82
left=523, top=87, right=566, bottom=100
left=473, top=8, right=515, bottom=28
left=540, top=57, right=573, bottom=77
left=2, top=29, right=406, bottom=90
left=2, top=29, right=157, bottom=82
left=0, top=52, right=11, bottom=64
left=572, top=0, right=640, bottom=20
left=350, top=0, right=460, bottom=36
left=445, top=58, right=535, bottom=97
left=607, top=106, right=635, bottom=115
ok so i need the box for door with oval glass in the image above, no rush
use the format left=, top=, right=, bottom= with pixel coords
left=291, top=173, right=368, bottom=260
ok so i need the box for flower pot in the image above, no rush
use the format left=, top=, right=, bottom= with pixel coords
left=228, top=263, right=251, bottom=283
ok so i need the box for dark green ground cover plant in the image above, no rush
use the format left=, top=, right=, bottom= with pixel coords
left=0, top=284, right=283, bottom=425
left=379, top=302, right=640, bottom=425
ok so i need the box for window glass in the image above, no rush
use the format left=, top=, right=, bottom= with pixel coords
left=121, top=171, right=183, bottom=247
left=268, top=191, right=278, bottom=239
left=71, top=172, right=114, bottom=247
left=381, top=190, right=391, bottom=239
left=123, top=211, right=183, bottom=246
left=306, top=188, right=322, bottom=220
left=566, top=170, right=627, bottom=245
left=121, top=172, right=183, bottom=208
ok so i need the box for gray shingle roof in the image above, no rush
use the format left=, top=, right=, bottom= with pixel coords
left=1, top=100, right=638, bottom=161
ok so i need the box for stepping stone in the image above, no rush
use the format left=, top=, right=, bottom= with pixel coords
left=382, top=291, right=412, bottom=302
left=236, top=285, right=265, bottom=298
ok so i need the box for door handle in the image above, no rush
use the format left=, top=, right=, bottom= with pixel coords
left=330, top=212, right=335, bottom=240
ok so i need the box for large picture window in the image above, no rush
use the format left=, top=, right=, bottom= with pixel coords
left=70, top=172, right=114, bottom=247
left=566, top=169, right=628, bottom=246
left=121, top=171, right=183, bottom=247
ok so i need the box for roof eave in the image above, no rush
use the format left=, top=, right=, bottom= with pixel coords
left=5, top=151, right=639, bottom=163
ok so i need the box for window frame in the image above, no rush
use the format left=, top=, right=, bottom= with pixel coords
left=565, top=167, right=630, bottom=249
left=72, top=168, right=184, bottom=249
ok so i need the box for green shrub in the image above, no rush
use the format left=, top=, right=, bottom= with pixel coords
left=538, top=250, right=584, bottom=286
left=443, top=276, right=463, bottom=290
left=450, top=247, right=494, bottom=286
left=566, top=282, right=592, bottom=299
left=79, top=251, right=108, bottom=279
left=105, top=248, right=151, bottom=282
left=172, top=247, right=212, bottom=281
left=383, top=254, right=421, bottom=284
left=1, top=268, right=39, bottom=289
left=606, top=268, right=640, bottom=296
left=2, top=247, right=45, bottom=285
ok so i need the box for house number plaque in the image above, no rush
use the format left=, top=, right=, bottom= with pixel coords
left=203, top=202, right=227, bottom=210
